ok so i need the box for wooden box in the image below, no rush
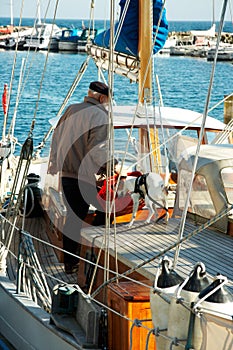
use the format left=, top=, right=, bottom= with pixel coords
left=107, top=281, right=156, bottom=350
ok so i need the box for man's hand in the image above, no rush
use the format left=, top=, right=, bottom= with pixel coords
left=47, top=162, right=57, bottom=175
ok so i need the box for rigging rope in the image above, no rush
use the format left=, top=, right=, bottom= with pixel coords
left=0, top=137, right=33, bottom=266
left=114, top=0, right=131, bottom=48
left=3, top=0, right=26, bottom=138
left=28, top=0, right=60, bottom=138
left=7, top=58, right=26, bottom=144
left=17, top=232, right=52, bottom=310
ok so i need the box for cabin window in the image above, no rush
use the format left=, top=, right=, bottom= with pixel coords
left=114, top=129, right=140, bottom=171
left=64, top=31, right=71, bottom=38
left=178, top=170, right=216, bottom=218
left=221, top=167, right=233, bottom=204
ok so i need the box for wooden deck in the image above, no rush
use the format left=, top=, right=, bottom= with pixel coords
left=5, top=211, right=233, bottom=297
left=6, top=215, right=77, bottom=291
left=80, top=216, right=233, bottom=292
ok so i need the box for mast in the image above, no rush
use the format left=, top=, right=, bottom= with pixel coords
left=138, top=0, right=153, bottom=104
left=138, top=0, right=161, bottom=172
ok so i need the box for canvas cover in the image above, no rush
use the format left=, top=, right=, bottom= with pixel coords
left=173, top=144, right=233, bottom=233
left=94, top=0, right=169, bottom=56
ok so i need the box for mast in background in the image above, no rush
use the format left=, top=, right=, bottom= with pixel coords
left=37, top=0, right=41, bottom=24
left=212, top=0, right=215, bottom=25
left=10, top=0, right=13, bottom=26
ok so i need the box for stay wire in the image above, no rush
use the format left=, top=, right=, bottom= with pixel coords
left=28, top=0, right=60, bottom=138
left=173, top=0, right=230, bottom=269
left=4, top=0, right=25, bottom=133
left=34, top=56, right=90, bottom=157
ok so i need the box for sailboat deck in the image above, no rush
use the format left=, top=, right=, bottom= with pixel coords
left=81, top=217, right=233, bottom=291
left=6, top=216, right=77, bottom=289
left=5, top=214, right=233, bottom=294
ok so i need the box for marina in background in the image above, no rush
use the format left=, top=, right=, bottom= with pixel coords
left=0, top=20, right=232, bottom=156
left=0, top=18, right=233, bottom=56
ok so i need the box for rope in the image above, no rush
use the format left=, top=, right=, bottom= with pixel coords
left=0, top=208, right=159, bottom=292
left=87, top=0, right=96, bottom=41
left=17, top=232, right=51, bottom=310
left=28, top=0, right=60, bottom=138
left=7, top=58, right=26, bottom=142
left=114, top=0, right=131, bottom=49
left=211, top=113, right=233, bottom=144
left=3, top=0, right=25, bottom=134
left=1, top=137, right=33, bottom=256
left=129, top=319, right=142, bottom=350
left=33, top=0, right=98, bottom=158
left=145, top=329, right=155, bottom=350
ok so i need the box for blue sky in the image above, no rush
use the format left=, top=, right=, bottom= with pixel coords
left=1, top=0, right=232, bottom=21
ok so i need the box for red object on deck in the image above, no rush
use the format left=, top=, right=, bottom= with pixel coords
left=2, top=84, right=8, bottom=115
left=97, top=171, right=144, bottom=216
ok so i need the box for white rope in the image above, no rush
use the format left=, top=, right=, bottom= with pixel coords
left=8, top=58, right=26, bottom=141
left=0, top=211, right=155, bottom=291
left=28, top=0, right=60, bottom=137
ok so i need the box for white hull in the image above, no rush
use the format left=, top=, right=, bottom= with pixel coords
left=24, top=23, right=61, bottom=51
left=0, top=274, right=82, bottom=350
left=24, top=38, right=59, bottom=51
left=58, top=41, right=78, bottom=52
left=207, top=46, right=233, bottom=61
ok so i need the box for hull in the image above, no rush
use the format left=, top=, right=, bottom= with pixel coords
left=24, top=23, right=61, bottom=51
left=76, top=40, right=88, bottom=52
left=58, top=41, right=78, bottom=51
left=207, top=47, right=233, bottom=61
left=24, top=38, right=59, bottom=51
left=0, top=275, right=82, bottom=350
left=0, top=113, right=232, bottom=350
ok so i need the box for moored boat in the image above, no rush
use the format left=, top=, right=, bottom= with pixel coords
left=58, top=27, right=83, bottom=52
left=0, top=1, right=233, bottom=350
left=24, top=22, right=62, bottom=51
left=76, top=27, right=105, bottom=53
left=207, top=44, right=233, bottom=61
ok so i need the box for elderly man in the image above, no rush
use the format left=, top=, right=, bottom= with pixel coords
left=48, top=81, right=109, bottom=274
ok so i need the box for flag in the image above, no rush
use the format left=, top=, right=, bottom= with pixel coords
left=2, top=83, right=8, bottom=115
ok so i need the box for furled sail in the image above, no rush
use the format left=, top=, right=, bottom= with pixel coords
left=94, top=0, right=168, bottom=56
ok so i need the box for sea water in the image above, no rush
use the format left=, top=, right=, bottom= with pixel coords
left=0, top=19, right=232, bottom=156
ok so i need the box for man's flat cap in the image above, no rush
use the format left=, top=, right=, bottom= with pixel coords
left=89, top=81, right=109, bottom=96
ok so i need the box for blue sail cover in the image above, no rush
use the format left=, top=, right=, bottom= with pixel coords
left=94, top=0, right=168, bottom=56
